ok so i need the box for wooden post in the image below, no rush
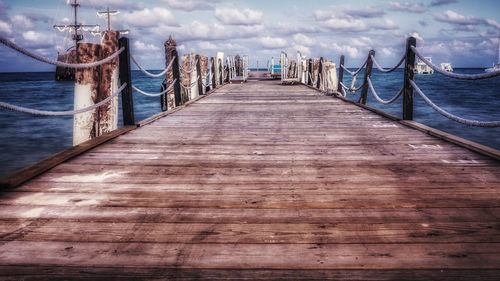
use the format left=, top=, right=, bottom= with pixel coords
left=359, top=50, right=375, bottom=105
left=163, top=36, right=181, bottom=110
left=97, top=31, right=120, bottom=135
left=337, top=55, right=344, bottom=94
left=307, top=59, right=313, bottom=86
left=210, top=57, right=216, bottom=89
left=118, top=36, right=134, bottom=126
left=73, top=43, right=101, bottom=146
left=218, top=59, right=223, bottom=85
left=180, top=54, right=190, bottom=104
left=195, top=55, right=205, bottom=96
left=316, top=57, right=323, bottom=89
left=403, top=37, right=417, bottom=120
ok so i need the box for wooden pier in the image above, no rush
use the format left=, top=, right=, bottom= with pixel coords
left=0, top=80, right=499, bottom=280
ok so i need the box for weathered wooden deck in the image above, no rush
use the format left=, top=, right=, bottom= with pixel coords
left=1, top=80, right=500, bottom=280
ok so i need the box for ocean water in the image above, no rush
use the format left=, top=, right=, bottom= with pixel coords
left=0, top=69, right=499, bottom=177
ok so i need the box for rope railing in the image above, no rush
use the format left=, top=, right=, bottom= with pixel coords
left=132, top=79, right=177, bottom=97
left=0, top=36, right=124, bottom=69
left=131, top=55, right=175, bottom=78
left=411, top=46, right=500, bottom=80
left=371, top=54, right=405, bottom=73
left=367, top=77, right=403, bottom=104
left=0, top=83, right=126, bottom=116
left=410, top=80, right=500, bottom=127
left=339, top=81, right=364, bottom=94
left=180, top=76, right=200, bottom=90
left=341, top=60, right=367, bottom=77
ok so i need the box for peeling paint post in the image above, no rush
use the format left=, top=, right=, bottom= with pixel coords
left=195, top=54, right=203, bottom=96
left=190, top=54, right=199, bottom=100
left=97, top=31, right=119, bottom=136
left=215, top=52, right=224, bottom=86
left=73, top=43, right=101, bottom=146
left=200, top=55, right=208, bottom=94
left=163, top=36, right=181, bottom=111
left=180, top=54, right=190, bottom=104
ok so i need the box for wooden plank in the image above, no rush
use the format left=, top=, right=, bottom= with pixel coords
left=1, top=241, right=500, bottom=269
left=1, top=267, right=499, bottom=281
left=1, top=221, right=499, bottom=244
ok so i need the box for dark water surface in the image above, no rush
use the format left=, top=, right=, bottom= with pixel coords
left=0, top=69, right=499, bottom=176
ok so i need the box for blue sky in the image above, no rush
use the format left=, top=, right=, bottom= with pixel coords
left=0, top=0, right=499, bottom=71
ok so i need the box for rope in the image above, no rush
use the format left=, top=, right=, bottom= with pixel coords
left=371, top=54, right=405, bottom=73
left=179, top=58, right=199, bottom=74
left=180, top=76, right=200, bottom=90
left=0, top=83, right=126, bottom=116
left=341, top=59, right=367, bottom=77
left=411, top=46, right=500, bottom=80
left=131, top=55, right=175, bottom=78
left=308, top=72, right=317, bottom=85
left=132, top=79, right=177, bottom=97
left=410, top=80, right=500, bottom=127
left=0, top=36, right=124, bottom=69
left=339, top=81, right=364, bottom=94
left=367, top=77, right=403, bottom=104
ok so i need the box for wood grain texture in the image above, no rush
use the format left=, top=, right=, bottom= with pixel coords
left=0, top=80, right=499, bottom=280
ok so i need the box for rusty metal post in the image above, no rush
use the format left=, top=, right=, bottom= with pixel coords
left=403, top=37, right=417, bottom=120
left=359, top=50, right=375, bottom=105
left=163, top=36, right=181, bottom=110
left=337, top=55, right=345, bottom=94
left=118, top=36, right=134, bottom=126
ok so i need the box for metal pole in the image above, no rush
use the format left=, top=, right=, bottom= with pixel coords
left=403, top=37, right=417, bottom=120
left=359, top=50, right=375, bottom=105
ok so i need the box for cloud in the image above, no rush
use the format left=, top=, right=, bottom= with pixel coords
left=214, top=7, right=263, bottom=25
left=434, top=10, right=500, bottom=30
left=320, top=15, right=368, bottom=32
left=198, top=41, right=217, bottom=50
left=343, top=7, right=386, bottom=18
left=133, top=40, right=160, bottom=52
left=258, top=36, right=288, bottom=49
left=162, top=0, right=218, bottom=11
left=22, top=30, right=42, bottom=41
left=272, top=23, right=320, bottom=36
left=389, top=2, right=427, bottom=13
left=0, top=19, right=11, bottom=34
left=429, top=0, right=457, bottom=7
left=123, top=8, right=177, bottom=28
left=10, top=14, right=33, bottom=29
left=293, top=33, right=316, bottom=46
left=86, top=0, right=142, bottom=10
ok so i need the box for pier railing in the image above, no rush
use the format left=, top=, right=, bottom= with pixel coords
left=299, top=36, right=500, bottom=128
left=0, top=34, right=248, bottom=187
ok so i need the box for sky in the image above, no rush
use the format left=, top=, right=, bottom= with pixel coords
left=0, top=0, right=499, bottom=72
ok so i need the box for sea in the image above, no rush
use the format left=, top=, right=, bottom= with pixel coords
left=0, top=69, right=499, bottom=177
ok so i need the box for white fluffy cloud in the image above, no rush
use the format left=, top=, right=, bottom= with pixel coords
left=258, top=36, right=288, bottom=49
left=123, top=8, right=177, bottom=28
left=22, top=30, right=42, bottom=41
left=10, top=15, right=33, bottom=29
left=0, top=20, right=11, bottom=34
left=133, top=40, right=160, bottom=51
left=214, top=7, right=263, bottom=25
left=162, top=0, right=218, bottom=11
left=388, top=2, right=427, bottom=13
